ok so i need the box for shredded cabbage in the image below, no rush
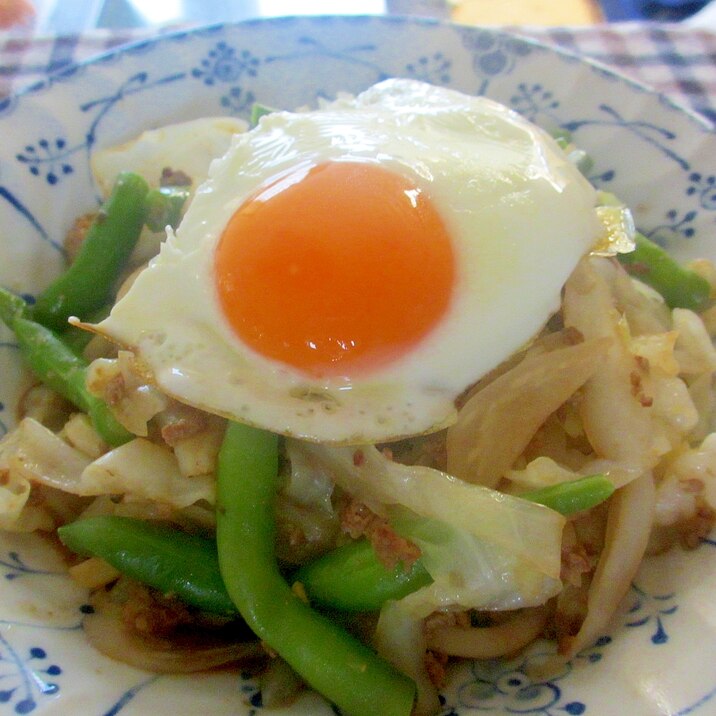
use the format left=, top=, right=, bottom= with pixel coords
left=290, top=441, right=565, bottom=619
left=0, top=419, right=214, bottom=522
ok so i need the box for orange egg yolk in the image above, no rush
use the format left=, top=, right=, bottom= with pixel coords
left=214, top=161, right=455, bottom=377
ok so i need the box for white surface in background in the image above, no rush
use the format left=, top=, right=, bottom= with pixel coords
left=684, top=0, right=716, bottom=27
left=29, top=0, right=388, bottom=33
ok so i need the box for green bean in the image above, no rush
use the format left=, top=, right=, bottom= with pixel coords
left=0, top=295, right=131, bottom=446
left=143, top=186, right=190, bottom=233
left=551, top=128, right=573, bottom=149
left=293, top=474, right=614, bottom=613
left=294, top=539, right=432, bottom=612
left=58, top=516, right=236, bottom=615
left=618, top=232, right=711, bottom=311
left=12, top=317, right=90, bottom=409
left=250, top=102, right=277, bottom=126
left=521, top=474, right=614, bottom=515
left=50, top=447, right=611, bottom=638
left=216, top=422, right=415, bottom=716
left=32, top=172, right=149, bottom=331
left=551, top=128, right=593, bottom=176
left=0, top=287, right=27, bottom=325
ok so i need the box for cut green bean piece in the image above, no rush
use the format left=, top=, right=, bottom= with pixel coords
left=250, top=102, right=278, bottom=126
left=32, top=172, right=149, bottom=331
left=0, top=286, right=28, bottom=326
left=567, top=148, right=593, bottom=176
left=143, top=186, right=190, bottom=232
left=86, top=398, right=135, bottom=448
left=216, top=422, right=415, bottom=716
left=294, top=539, right=432, bottom=612
left=58, top=516, right=237, bottom=615
left=521, top=474, right=614, bottom=516
left=294, top=475, right=615, bottom=613
left=8, top=314, right=131, bottom=446
left=12, top=317, right=92, bottom=410
left=551, top=128, right=573, bottom=148
left=550, top=128, right=593, bottom=176
left=618, top=232, right=711, bottom=311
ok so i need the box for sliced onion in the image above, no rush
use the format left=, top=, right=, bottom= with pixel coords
left=375, top=601, right=440, bottom=716
left=559, top=471, right=655, bottom=657
left=258, top=658, right=305, bottom=708
left=84, top=590, right=263, bottom=673
left=446, top=335, right=611, bottom=489
left=563, top=258, right=658, bottom=472
left=426, top=606, right=549, bottom=659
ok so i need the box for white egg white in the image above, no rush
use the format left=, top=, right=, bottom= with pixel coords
left=96, top=79, right=602, bottom=444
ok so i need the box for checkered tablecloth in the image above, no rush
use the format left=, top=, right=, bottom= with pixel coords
left=1, top=22, right=715, bottom=126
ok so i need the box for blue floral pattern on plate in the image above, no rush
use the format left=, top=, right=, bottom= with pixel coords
left=0, top=14, right=715, bottom=716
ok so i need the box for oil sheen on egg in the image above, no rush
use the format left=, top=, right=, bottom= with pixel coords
left=95, top=79, right=602, bottom=443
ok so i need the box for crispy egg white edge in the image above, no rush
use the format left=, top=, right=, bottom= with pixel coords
left=96, top=79, right=601, bottom=443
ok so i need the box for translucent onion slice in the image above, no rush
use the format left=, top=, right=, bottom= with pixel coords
left=446, top=336, right=611, bottom=489
left=84, top=590, right=263, bottom=674
left=559, top=471, right=655, bottom=657
left=374, top=601, right=440, bottom=716
left=7, top=418, right=215, bottom=509
left=563, top=258, right=660, bottom=472
left=291, top=442, right=564, bottom=579
left=426, top=605, right=549, bottom=659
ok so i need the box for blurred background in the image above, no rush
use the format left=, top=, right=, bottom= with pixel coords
left=1, top=0, right=715, bottom=33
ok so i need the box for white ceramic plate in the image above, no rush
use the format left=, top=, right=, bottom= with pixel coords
left=1, top=15, right=715, bottom=716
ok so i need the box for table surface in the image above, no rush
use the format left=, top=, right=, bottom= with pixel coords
left=1, top=19, right=715, bottom=129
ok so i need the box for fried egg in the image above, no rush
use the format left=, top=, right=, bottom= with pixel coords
left=95, top=79, right=602, bottom=443
left=91, top=116, right=248, bottom=198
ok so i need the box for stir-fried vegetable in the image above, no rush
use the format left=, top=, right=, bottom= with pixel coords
left=296, top=475, right=613, bottom=612
left=31, top=172, right=149, bottom=331
left=53, top=469, right=614, bottom=620
left=0, top=285, right=26, bottom=324
left=215, top=421, right=416, bottom=716
left=58, top=516, right=236, bottom=615
left=53, top=474, right=614, bottom=620
left=294, top=538, right=432, bottom=612
left=143, top=185, right=191, bottom=232
left=2, top=106, right=715, bottom=716
left=0, top=288, right=131, bottom=446
left=250, top=101, right=278, bottom=126
left=618, top=232, right=712, bottom=311
left=520, top=474, right=614, bottom=515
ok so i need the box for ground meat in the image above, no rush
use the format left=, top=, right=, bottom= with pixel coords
left=370, top=520, right=421, bottom=571
left=339, top=498, right=421, bottom=570
left=103, top=372, right=126, bottom=407
left=160, top=406, right=209, bottom=446
left=560, top=542, right=593, bottom=587
left=630, top=369, right=654, bottom=407
left=121, top=583, right=193, bottom=639
left=339, top=499, right=374, bottom=540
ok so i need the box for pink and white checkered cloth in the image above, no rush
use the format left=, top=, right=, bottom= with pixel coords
left=1, top=23, right=715, bottom=126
